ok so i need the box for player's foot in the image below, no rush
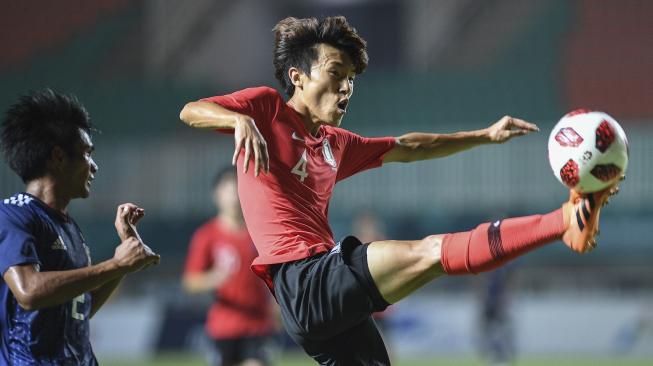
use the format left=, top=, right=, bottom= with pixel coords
left=561, top=184, right=619, bottom=253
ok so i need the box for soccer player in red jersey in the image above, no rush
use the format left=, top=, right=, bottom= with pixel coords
left=180, top=16, right=619, bottom=365
left=183, top=168, right=275, bottom=366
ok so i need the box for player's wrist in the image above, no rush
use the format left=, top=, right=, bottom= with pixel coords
left=477, top=128, right=496, bottom=144
left=101, top=258, right=130, bottom=278
left=234, top=114, right=255, bottom=128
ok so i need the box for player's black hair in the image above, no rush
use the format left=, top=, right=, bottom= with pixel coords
left=212, top=166, right=236, bottom=189
left=273, top=16, right=368, bottom=97
left=1, top=89, right=93, bottom=183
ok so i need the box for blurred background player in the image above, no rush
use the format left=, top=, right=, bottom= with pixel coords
left=0, top=89, right=159, bottom=365
left=478, top=266, right=516, bottom=366
left=183, top=167, right=276, bottom=366
left=351, top=209, right=394, bottom=344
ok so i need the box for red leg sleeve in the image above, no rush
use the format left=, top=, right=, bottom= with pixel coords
left=441, top=209, right=565, bottom=275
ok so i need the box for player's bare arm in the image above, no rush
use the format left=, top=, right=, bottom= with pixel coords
left=2, top=228, right=159, bottom=312
left=89, top=203, right=157, bottom=317
left=180, top=101, right=269, bottom=176
left=383, top=115, right=539, bottom=163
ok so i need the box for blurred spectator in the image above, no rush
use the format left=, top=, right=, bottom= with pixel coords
left=614, top=305, right=653, bottom=354
left=478, top=266, right=516, bottom=366
left=351, top=209, right=394, bottom=351
left=183, top=167, right=276, bottom=366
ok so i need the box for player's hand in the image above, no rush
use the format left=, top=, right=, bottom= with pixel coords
left=113, top=237, right=160, bottom=273
left=233, top=115, right=270, bottom=177
left=114, top=203, right=145, bottom=242
left=485, top=115, right=539, bottom=143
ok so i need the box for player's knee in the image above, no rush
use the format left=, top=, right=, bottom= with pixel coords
left=412, top=235, right=443, bottom=273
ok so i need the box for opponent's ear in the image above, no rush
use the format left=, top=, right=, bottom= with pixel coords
left=48, top=146, right=66, bottom=172
left=288, top=67, right=304, bottom=90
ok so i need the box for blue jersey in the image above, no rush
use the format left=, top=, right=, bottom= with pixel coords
left=0, top=193, right=97, bottom=365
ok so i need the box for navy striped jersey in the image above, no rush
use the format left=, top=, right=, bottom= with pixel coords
left=0, top=193, right=97, bottom=365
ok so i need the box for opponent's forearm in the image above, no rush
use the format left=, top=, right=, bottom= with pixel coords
left=179, top=101, right=244, bottom=130
left=7, top=260, right=126, bottom=311
left=386, top=130, right=490, bottom=163
left=89, top=275, right=125, bottom=318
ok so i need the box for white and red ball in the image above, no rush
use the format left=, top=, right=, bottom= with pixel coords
left=548, top=109, right=629, bottom=193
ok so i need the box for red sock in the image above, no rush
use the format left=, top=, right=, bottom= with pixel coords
left=441, top=209, right=565, bottom=275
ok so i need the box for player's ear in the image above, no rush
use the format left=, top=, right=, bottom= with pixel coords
left=48, top=146, right=67, bottom=172
left=288, top=67, right=303, bottom=90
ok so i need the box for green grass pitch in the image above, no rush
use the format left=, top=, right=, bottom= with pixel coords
left=100, top=352, right=652, bottom=366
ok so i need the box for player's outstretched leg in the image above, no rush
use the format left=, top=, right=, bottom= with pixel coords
left=367, top=185, right=618, bottom=304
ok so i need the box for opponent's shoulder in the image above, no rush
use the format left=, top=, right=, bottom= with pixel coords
left=0, top=193, right=39, bottom=225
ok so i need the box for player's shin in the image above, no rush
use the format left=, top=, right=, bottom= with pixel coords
left=441, top=209, right=565, bottom=275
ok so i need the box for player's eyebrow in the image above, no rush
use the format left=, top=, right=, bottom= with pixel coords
left=326, top=60, right=356, bottom=75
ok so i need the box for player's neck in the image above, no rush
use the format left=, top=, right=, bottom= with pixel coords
left=218, top=212, right=244, bottom=231
left=287, top=97, right=321, bottom=136
left=25, top=179, right=71, bottom=214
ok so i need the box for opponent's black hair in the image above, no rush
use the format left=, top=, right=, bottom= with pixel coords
left=273, top=16, right=368, bottom=97
left=1, top=89, right=93, bottom=183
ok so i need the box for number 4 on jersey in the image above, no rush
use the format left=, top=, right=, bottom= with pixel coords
left=292, top=150, right=309, bottom=182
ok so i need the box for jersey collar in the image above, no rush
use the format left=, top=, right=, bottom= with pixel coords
left=285, top=103, right=327, bottom=147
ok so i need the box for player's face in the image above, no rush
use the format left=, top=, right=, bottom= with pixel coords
left=62, top=130, right=98, bottom=199
left=214, top=175, right=242, bottom=218
left=297, top=44, right=355, bottom=127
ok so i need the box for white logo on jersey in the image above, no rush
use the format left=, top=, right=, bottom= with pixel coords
left=213, top=245, right=241, bottom=274
left=322, top=139, right=337, bottom=169
left=72, top=294, right=85, bottom=320
left=3, top=194, right=34, bottom=207
left=291, top=131, right=305, bottom=141
left=83, top=243, right=92, bottom=266
left=51, top=236, right=68, bottom=251
left=493, top=220, right=501, bottom=227
left=328, top=244, right=341, bottom=256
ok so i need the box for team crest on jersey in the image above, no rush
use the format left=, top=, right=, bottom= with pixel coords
left=322, top=139, right=337, bottom=170
left=3, top=194, right=33, bottom=207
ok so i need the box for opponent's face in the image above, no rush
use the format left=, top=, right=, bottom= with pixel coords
left=60, top=129, right=97, bottom=199
left=294, top=44, right=355, bottom=127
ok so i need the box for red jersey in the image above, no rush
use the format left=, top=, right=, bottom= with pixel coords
left=184, top=218, right=274, bottom=339
left=202, top=87, right=395, bottom=288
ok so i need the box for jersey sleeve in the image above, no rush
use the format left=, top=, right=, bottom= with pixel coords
left=0, top=208, right=40, bottom=275
left=200, top=86, right=282, bottom=134
left=183, top=227, right=214, bottom=274
left=335, top=129, right=396, bottom=182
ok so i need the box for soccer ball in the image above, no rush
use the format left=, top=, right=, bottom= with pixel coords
left=548, top=109, right=629, bottom=193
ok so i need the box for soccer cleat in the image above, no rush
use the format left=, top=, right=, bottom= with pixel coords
left=561, top=184, right=618, bottom=253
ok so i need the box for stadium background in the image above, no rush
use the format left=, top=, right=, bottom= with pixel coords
left=1, top=0, right=652, bottom=364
